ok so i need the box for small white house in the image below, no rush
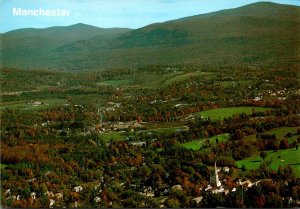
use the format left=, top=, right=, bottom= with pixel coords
left=73, top=186, right=83, bottom=193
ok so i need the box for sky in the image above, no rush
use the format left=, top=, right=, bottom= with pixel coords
left=0, top=0, right=299, bottom=33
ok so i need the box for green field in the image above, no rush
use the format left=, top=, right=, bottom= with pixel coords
left=163, top=72, right=211, bottom=86
left=242, top=126, right=300, bottom=143
left=0, top=99, right=67, bottom=111
left=198, top=106, right=272, bottom=121
left=218, top=80, right=252, bottom=87
left=263, top=127, right=299, bottom=143
left=98, top=79, right=131, bottom=86
left=144, top=121, right=187, bottom=129
left=97, top=72, right=184, bottom=89
left=236, top=148, right=300, bottom=177
left=100, top=132, right=128, bottom=142
left=100, top=126, right=190, bottom=143
left=133, top=72, right=181, bottom=88
left=182, top=133, right=230, bottom=150
left=146, top=126, right=189, bottom=135
left=236, top=155, right=263, bottom=170
left=210, top=134, right=230, bottom=144
left=182, top=140, right=204, bottom=151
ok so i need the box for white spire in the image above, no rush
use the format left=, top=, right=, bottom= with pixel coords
left=214, top=161, right=221, bottom=187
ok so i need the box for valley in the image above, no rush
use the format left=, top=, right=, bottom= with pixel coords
left=1, top=1, right=300, bottom=208
left=1, top=63, right=299, bottom=208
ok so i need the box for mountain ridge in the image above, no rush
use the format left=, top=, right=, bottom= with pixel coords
left=1, top=2, right=299, bottom=70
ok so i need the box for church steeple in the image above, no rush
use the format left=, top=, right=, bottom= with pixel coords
left=214, top=161, right=221, bottom=187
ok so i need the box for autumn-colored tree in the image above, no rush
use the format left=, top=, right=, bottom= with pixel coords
left=280, top=139, right=289, bottom=149
left=253, top=195, right=266, bottom=207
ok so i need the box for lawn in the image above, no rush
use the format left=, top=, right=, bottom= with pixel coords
left=263, top=127, right=299, bottom=143
left=182, top=140, right=204, bottom=151
left=133, top=72, right=180, bottom=88
left=144, top=121, right=187, bottom=129
left=210, top=133, right=230, bottom=144
left=100, top=126, right=189, bottom=143
left=198, top=106, right=272, bottom=121
left=182, top=133, right=230, bottom=150
left=97, top=79, right=131, bottom=86
left=146, top=126, right=189, bottom=135
left=218, top=80, right=252, bottom=87
left=97, top=72, right=180, bottom=89
left=266, top=149, right=300, bottom=177
left=100, top=132, right=128, bottom=142
left=0, top=99, right=67, bottom=111
left=236, top=155, right=263, bottom=170
left=242, top=126, right=300, bottom=143
left=236, top=148, right=300, bottom=177
left=163, top=72, right=211, bottom=86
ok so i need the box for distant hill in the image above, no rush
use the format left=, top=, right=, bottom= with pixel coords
left=0, top=24, right=131, bottom=70
left=1, top=2, right=299, bottom=70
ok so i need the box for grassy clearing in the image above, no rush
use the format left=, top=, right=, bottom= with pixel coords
left=0, top=99, right=67, bottom=110
left=97, top=72, right=181, bottom=88
left=146, top=126, right=189, bottom=135
left=0, top=163, right=8, bottom=169
left=236, top=148, right=300, bottom=177
left=263, top=127, right=299, bottom=143
left=133, top=72, right=180, bottom=88
left=97, top=79, right=131, bottom=86
left=163, top=72, right=211, bottom=86
left=182, top=140, right=204, bottom=151
left=182, top=133, right=230, bottom=150
left=236, top=156, right=263, bottom=170
left=100, top=132, right=128, bottom=142
left=35, top=85, right=60, bottom=91
left=267, top=149, right=300, bottom=176
left=210, top=133, right=231, bottom=144
left=218, top=80, right=252, bottom=87
left=242, top=126, right=300, bottom=143
left=100, top=126, right=189, bottom=143
left=198, top=106, right=272, bottom=121
left=144, top=121, right=187, bottom=129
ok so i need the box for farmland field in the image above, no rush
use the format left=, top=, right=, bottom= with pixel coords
left=98, top=79, right=131, bottom=86
left=100, top=132, right=128, bottom=142
left=145, top=126, right=189, bottom=134
left=0, top=99, right=67, bottom=110
left=242, top=126, right=300, bottom=143
left=198, top=107, right=273, bottom=121
left=163, top=72, right=211, bottom=86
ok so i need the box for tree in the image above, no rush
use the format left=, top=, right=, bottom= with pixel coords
left=165, top=198, right=180, bottom=208
left=19, top=186, right=31, bottom=199
left=253, top=195, right=266, bottom=207
left=265, top=192, right=283, bottom=208
left=201, top=192, right=225, bottom=208
left=260, top=151, right=267, bottom=160
left=232, top=129, right=244, bottom=140
left=280, top=139, right=289, bottom=149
